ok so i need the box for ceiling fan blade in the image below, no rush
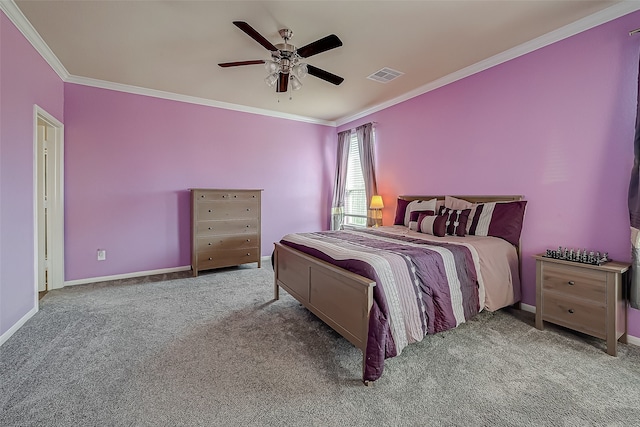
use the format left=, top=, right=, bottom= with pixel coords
left=297, top=34, right=343, bottom=58
left=218, top=60, right=265, bottom=68
left=307, top=65, right=344, bottom=86
left=277, top=73, right=289, bottom=92
left=233, top=21, right=278, bottom=52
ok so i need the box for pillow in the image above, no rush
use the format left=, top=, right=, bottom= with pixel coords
left=417, top=212, right=446, bottom=237
left=405, top=198, right=438, bottom=226
left=408, top=209, right=435, bottom=231
left=445, top=196, right=474, bottom=210
left=467, top=200, right=527, bottom=246
left=393, top=198, right=410, bottom=225
left=438, top=206, right=471, bottom=237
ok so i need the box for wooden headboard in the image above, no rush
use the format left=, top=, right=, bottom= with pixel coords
left=399, top=195, right=523, bottom=203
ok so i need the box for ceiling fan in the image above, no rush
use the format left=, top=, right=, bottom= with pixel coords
left=219, top=21, right=344, bottom=93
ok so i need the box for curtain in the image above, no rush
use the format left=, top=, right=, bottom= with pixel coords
left=629, top=57, right=640, bottom=309
left=356, top=123, right=379, bottom=227
left=330, top=131, right=351, bottom=230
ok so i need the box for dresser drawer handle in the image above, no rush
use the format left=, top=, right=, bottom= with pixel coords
left=246, top=208, right=251, bottom=211
left=208, top=227, right=213, bottom=230
left=200, top=195, right=205, bottom=198
left=208, top=209, right=212, bottom=212
left=252, top=195, right=256, bottom=198
left=568, top=309, right=574, bottom=314
left=208, top=243, right=212, bottom=245
left=234, top=195, right=237, bottom=198
left=246, top=225, right=250, bottom=228
left=208, top=257, right=212, bottom=261
left=246, top=239, right=251, bottom=242
left=246, top=253, right=251, bottom=256
left=567, top=281, right=575, bottom=286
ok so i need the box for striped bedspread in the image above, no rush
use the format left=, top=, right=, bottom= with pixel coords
left=280, top=227, right=483, bottom=381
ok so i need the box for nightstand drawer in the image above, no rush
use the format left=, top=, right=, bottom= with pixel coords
left=542, top=262, right=606, bottom=303
left=542, top=293, right=606, bottom=339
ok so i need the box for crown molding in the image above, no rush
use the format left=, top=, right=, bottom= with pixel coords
left=0, top=0, right=69, bottom=80
left=4, top=0, right=639, bottom=129
left=335, top=1, right=640, bottom=127
left=65, top=75, right=336, bottom=126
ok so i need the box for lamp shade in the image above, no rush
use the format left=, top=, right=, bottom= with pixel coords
left=370, top=195, right=384, bottom=209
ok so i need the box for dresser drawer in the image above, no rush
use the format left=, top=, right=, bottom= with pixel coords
left=194, top=191, right=260, bottom=201
left=542, top=292, right=606, bottom=339
left=195, top=219, right=259, bottom=235
left=197, top=248, right=260, bottom=269
left=197, top=234, right=258, bottom=251
left=196, top=200, right=258, bottom=221
left=542, top=262, right=606, bottom=304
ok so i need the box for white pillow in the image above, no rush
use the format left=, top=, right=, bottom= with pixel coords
left=404, top=198, right=438, bottom=227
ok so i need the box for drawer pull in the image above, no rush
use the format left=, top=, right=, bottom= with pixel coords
left=208, top=209, right=212, bottom=212
left=200, top=195, right=205, bottom=198
left=246, top=225, right=250, bottom=228
left=246, top=208, right=251, bottom=211
left=567, top=281, right=575, bottom=286
left=208, top=257, right=212, bottom=261
left=234, top=195, right=237, bottom=198
left=208, top=227, right=213, bottom=230
left=247, top=253, right=251, bottom=256
left=208, top=243, right=212, bottom=246
left=252, top=195, right=256, bottom=198
left=568, top=309, right=574, bottom=314
left=246, top=239, right=251, bottom=242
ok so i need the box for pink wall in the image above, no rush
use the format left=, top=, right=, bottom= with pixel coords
left=338, top=10, right=640, bottom=339
left=0, top=12, right=64, bottom=336
left=64, top=84, right=335, bottom=280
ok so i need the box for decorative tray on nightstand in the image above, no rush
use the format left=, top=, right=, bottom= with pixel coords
left=543, top=246, right=610, bottom=266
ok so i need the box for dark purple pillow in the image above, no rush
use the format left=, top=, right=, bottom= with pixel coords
left=394, top=198, right=410, bottom=225
left=467, top=201, right=527, bottom=246
left=417, top=212, right=446, bottom=237
left=438, top=206, right=471, bottom=237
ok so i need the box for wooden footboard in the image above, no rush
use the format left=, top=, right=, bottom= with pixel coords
left=273, top=242, right=375, bottom=383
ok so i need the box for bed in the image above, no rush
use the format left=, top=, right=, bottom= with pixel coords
left=273, top=195, right=526, bottom=385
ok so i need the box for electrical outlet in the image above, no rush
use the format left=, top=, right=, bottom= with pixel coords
left=97, top=249, right=106, bottom=261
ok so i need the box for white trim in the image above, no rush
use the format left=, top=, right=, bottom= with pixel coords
left=520, top=302, right=536, bottom=314
left=0, top=0, right=69, bottom=81
left=65, top=75, right=336, bottom=127
left=334, top=1, right=640, bottom=126
left=63, top=265, right=192, bottom=287
left=33, top=106, right=65, bottom=292
left=627, top=334, right=640, bottom=347
left=0, top=306, right=38, bottom=347
left=5, top=0, right=640, bottom=127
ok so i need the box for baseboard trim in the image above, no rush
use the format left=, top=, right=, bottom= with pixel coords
left=0, top=306, right=38, bottom=347
left=64, top=265, right=192, bottom=287
left=517, top=303, right=639, bottom=346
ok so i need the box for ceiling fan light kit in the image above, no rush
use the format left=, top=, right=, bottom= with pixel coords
left=219, top=21, right=344, bottom=97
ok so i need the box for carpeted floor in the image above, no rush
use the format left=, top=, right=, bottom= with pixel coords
left=1, top=264, right=639, bottom=426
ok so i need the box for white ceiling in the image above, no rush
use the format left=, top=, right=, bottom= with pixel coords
left=8, top=1, right=639, bottom=125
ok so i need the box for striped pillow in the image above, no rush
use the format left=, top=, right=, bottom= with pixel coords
left=409, top=209, right=435, bottom=231
left=404, top=199, right=437, bottom=227
left=417, top=212, right=446, bottom=237
left=438, top=207, right=471, bottom=237
left=467, top=200, right=527, bottom=246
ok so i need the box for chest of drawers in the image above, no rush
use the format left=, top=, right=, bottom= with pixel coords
left=534, top=254, right=630, bottom=356
left=190, top=189, right=262, bottom=276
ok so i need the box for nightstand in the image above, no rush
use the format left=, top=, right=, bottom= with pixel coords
left=534, top=254, right=630, bottom=356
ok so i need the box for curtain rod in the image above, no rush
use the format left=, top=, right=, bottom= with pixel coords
left=630, top=28, right=640, bottom=36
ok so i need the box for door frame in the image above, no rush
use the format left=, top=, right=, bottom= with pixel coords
left=33, top=105, right=64, bottom=300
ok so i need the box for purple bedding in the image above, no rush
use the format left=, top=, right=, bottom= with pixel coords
left=279, top=228, right=482, bottom=381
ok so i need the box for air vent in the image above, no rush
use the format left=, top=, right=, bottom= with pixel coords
left=367, top=67, right=404, bottom=83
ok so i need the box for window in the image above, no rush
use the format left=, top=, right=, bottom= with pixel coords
left=344, top=133, right=367, bottom=227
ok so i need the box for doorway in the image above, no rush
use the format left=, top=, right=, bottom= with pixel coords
left=34, top=106, right=64, bottom=301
